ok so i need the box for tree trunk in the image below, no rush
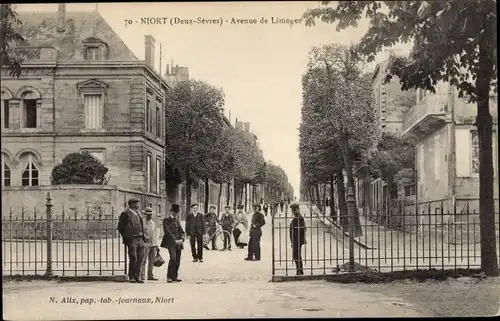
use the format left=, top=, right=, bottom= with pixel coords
left=203, top=178, right=209, bottom=214
left=476, top=38, right=499, bottom=276
left=330, top=174, right=336, bottom=222
left=227, top=180, right=231, bottom=206
left=218, top=182, right=223, bottom=214
left=339, top=131, right=363, bottom=237
left=336, top=171, right=349, bottom=231
left=314, top=184, right=321, bottom=208
left=184, top=168, right=192, bottom=221
left=322, top=183, right=327, bottom=214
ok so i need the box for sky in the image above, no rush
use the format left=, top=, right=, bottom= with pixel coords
left=17, top=2, right=410, bottom=198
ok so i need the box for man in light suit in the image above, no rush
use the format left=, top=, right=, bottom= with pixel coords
left=140, top=207, right=159, bottom=281
left=117, top=198, right=146, bottom=283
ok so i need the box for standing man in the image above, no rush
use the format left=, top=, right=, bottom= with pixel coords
left=185, top=204, right=205, bottom=262
left=204, top=205, right=219, bottom=251
left=161, top=204, right=185, bottom=283
left=263, top=203, right=269, bottom=216
left=289, top=203, right=306, bottom=275
left=117, top=198, right=146, bottom=283
left=279, top=200, right=285, bottom=213
left=245, top=204, right=266, bottom=261
left=140, top=207, right=159, bottom=281
left=220, top=205, right=234, bottom=251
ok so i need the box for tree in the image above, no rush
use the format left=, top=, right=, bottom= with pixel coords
left=1, top=4, right=26, bottom=78
left=51, top=151, right=109, bottom=185
left=164, top=79, right=226, bottom=217
left=303, top=44, right=378, bottom=236
left=303, top=0, right=498, bottom=276
left=231, top=126, right=265, bottom=209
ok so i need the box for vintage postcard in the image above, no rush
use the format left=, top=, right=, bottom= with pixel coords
left=2, top=1, right=499, bottom=319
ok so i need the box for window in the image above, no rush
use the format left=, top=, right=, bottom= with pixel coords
left=1, top=154, right=11, bottom=187
left=22, top=99, right=37, bottom=128
left=418, top=143, right=425, bottom=182
left=146, top=97, right=152, bottom=133
left=1, top=99, right=9, bottom=129
left=471, top=131, right=479, bottom=174
left=82, top=149, right=105, bottom=164
left=434, top=134, right=440, bottom=180
left=21, top=153, right=39, bottom=186
left=86, top=47, right=101, bottom=61
left=157, top=204, right=162, bottom=217
left=147, top=154, right=152, bottom=192
left=404, top=186, right=415, bottom=196
left=156, top=157, right=161, bottom=193
left=84, top=94, right=103, bottom=129
left=156, top=102, right=161, bottom=137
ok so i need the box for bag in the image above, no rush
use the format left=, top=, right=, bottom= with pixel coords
left=153, top=251, right=165, bottom=267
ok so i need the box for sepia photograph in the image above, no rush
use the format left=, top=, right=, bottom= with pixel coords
left=1, top=1, right=499, bottom=319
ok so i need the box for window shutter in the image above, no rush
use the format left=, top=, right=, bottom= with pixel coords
left=455, top=128, right=471, bottom=177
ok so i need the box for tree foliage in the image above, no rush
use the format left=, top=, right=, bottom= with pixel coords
left=303, top=0, right=498, bottom=276
left=51, top=152, right=109, bottom=185
left=1, top=4, right=26, bottom=78
left=231, top=127, right=265, bottom=184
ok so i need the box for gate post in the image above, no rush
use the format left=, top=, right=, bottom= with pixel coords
left=347, top=187, right=355, bottom=272
left=45, top=192, right=54, bottom=276
left=271, top=205, right=275, bottom=277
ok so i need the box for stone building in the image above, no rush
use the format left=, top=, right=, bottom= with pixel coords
left=1, top=5, right=168, bottom=215
left=403, top=82, right=499, bottom=215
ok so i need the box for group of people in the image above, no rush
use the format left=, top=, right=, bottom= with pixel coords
left=117, top=199, right=274, bottom=283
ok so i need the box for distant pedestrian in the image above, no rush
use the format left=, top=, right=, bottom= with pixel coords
left=204, top=205, right=219, bottom=250
left=219, top=205, right=234, bottom=251
left=289, top=203, right=306, bottom=275
left=185, top=204, right=205, bottom=263
left=279, top=200, right=284, bottom=213
left=140, top=207, right=159, bottom=281
left=263, top=204, right=269, bottom=216
left=117, top=198, right=146, bottom=283
left=161, top=204, right=185, bottom=283
left=233, top=205, right=248, bottom=248
left=245, top=204, right=266, bottom=261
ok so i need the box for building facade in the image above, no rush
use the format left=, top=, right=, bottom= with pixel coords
left=402, top=82, right=499, bottom=214
left=1, top=6, right=168, bottom=215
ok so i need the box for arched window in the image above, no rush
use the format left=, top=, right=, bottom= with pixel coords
left=20, top=90, right=41, bottom=128
left=20, top=152, right=39, bottom=186
left=1, top=153, right=11, bottom=187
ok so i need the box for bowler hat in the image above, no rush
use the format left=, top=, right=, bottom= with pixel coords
left=170, top=204, right=180, bottom=212
left=290, top=203, right=300, bottom=209
left=128, top=198, right=140, bottom=206
left=143, top=207, right=153, bottom=214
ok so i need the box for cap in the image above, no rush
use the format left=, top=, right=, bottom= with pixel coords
left=128, top=198, right=140, bottom=206
left=290, top=203, right=300, bottom=209
left=190, top=203, right=199, bottom=208
left=143, top=207, right=153, bottom=214
left=170, top=204, right=180, bottom=212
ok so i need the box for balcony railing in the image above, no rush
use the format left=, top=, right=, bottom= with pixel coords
left=402, top=93, right=448, bottom=138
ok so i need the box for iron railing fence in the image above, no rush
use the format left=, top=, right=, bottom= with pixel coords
left=272, top=192, right=500, bottom=278
left=2, top=193, right=127, bottom=277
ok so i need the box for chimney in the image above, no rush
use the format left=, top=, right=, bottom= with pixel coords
left=144, top=35, right=156, bottom=67
left=166, top=64, right=170, bottom=75
left=57, top=4, right=66, bottom=33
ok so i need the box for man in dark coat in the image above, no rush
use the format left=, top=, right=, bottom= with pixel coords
left=219, top=205, right=234, bottom=251
left=185, top=203, right=205, bottom=262
left=204, top=205, right=219, bottom=250
left=245, top=204, right=266, bottom=261
left=289, top=202, right=306, bottom=275
left=161, top=204, right=185, bottom=283
left=279, top=200, right=285, bottom=213
left=117, top=198, right=146, bottom=283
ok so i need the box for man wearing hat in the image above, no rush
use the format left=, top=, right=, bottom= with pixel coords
left=289, top=202, right=306, bottom=275
left=117, top=198, right=146, bottom=283
left=161, top=204, right=185, bottom=283
left=140, top=207, right=159, bottom=281
left=245, top=204, right=266, bottom=261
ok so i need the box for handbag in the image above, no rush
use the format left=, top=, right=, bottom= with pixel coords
left=153, top=251, right=165, bottom=267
